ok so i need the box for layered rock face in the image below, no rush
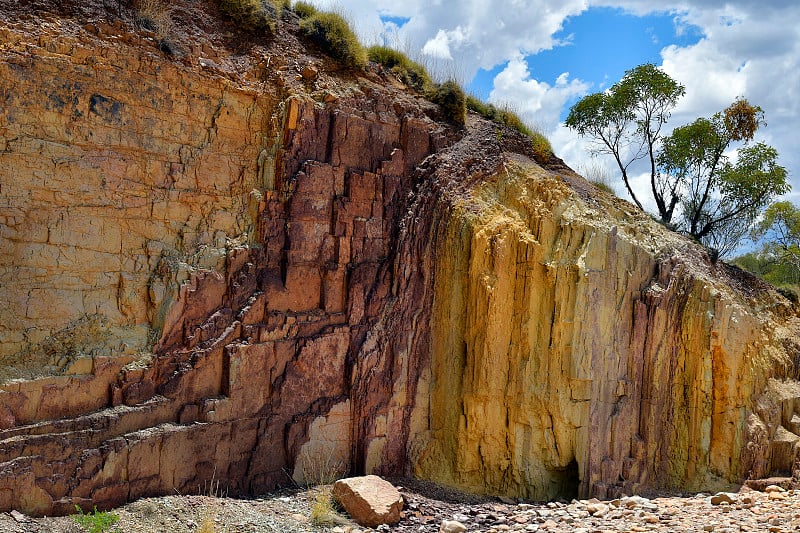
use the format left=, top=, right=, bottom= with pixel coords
left=1, top=2, right=799, bottom=516
left=406, top=154, right=800, bottom=500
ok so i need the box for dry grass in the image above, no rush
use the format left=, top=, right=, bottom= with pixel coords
left=216, top=0, right=277, bottom=32
left=133, top=0, right=172, bottom=39
left=299, top=11, right=367, bottom=69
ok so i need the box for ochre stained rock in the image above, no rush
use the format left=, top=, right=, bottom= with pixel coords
left=1, top=0, right=799, bottom=517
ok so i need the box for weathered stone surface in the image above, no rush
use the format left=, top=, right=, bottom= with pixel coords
left=332, top=475, right=403, bottom=527
left=439, top=520, right=467, bottom=533
left=403, top=139, right=800, bottom=500
left=0, top=0, right=799, bottom=518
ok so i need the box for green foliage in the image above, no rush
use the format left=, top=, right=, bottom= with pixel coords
left=367, top=46, right=432, bottom=93
left=565, top=63, right=685, bottom=215
left=71, top=506, right=120, bottom=533
left=300, top=11, right=367, bottom=69
left=732, top=251, right=800, bottom=288
left=659, top=99, right=787, bottom=256
left=777, top=284, right=800, bottom=303
left=216, top=0, right=277, bottom=32
left=292, top=1, right=317, bottom=18
left=567, top=63, right=788, bottom=256
left=430, top=80, right=466, bottom=126
left=590, top=180, right=615, bottom=194
left=750, top=201, right=800, bottom=281
left=466, top=96, right=534, bottom=137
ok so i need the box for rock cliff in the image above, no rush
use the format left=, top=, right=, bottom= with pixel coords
left=1, top=0, right=799, bottom=516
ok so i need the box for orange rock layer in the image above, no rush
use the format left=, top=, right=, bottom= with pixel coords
left=0, top=3, right=799, bottom=516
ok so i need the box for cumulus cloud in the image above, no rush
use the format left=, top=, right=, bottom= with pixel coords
left=488, top=56, right=589, bottom=130
left=302, top=0, right=799, bottom=206
left=307, top=0, right=588, bottom=81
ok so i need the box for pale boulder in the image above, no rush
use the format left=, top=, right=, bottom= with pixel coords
left=332, top=475, right=403, bottom=527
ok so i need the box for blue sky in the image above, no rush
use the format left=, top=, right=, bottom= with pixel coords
left=470, top=7, right=704, bottom=109
left=308, top=0, right=800, bottom=228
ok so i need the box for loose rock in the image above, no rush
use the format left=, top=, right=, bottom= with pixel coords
left=332, top=475, right=404, bottom=528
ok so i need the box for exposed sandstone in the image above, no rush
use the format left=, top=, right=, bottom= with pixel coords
left=332, top=475, right=403, bottom=527
left=0, top=0, right=799, bottom=518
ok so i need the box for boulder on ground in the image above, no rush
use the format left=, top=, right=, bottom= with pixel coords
left=332, top=475, right=403, bottom=527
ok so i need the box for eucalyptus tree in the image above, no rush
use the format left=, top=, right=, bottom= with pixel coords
left=567, top=65, right=789, bottom=256
left=565, top=63, right=685, bottom=218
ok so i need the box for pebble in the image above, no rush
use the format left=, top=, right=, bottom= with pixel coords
left=388, top=484, right=800, bottom=533
left=440, top=520, right=467, bottom=533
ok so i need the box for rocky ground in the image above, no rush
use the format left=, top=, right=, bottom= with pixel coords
left=1, top=478, right=798, bottom=533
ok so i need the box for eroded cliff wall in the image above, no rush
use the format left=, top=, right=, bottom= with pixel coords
left=406, top=154, right=800, bottom=500
left=1, top=1, right=799, bottom=517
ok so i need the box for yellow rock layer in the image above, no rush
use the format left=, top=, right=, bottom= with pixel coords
left=410, top=160, right=795, bottom=499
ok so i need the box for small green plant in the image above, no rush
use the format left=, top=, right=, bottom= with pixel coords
left=216, top=0, right=277, bottom=32
left=71, top=505, right=120, bottom=533
left=293, top=0, right=317, bottom=18
left=300, top=11, right=367, bottom=69
left=777, top=285, right=800, bottom=304
left=578, top=161, right=617, bottom=196
left=590, top=179, right=615, bottom=195
left=430, top=80, right=466, bottom=126
left=367, top=45, right=432, bottom=93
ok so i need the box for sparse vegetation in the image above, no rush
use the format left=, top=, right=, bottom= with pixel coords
left=578, top=161, right=617, bottom=195
left=466, top=96, right=533, bottom=137
left=530, top=129, right=553, bottom=161
left=566, top=64, right=789, bottom=256
left=292, top=1, right=317, bottom=19
left=216, top=0, right=278, bottom=32
left=368, top=45, right=433, bottom=93
left=430, top=80, right=466, bottom=125
left=310, top=488, right=348, bottom=526
left=71, top=506, right=120, bottom=533
left=299, top=11, right=367, bottom=69
left=133, top=0, right=172, bottom=39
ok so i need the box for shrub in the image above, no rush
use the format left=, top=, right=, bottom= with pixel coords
left=216, top=0, right=276, bottom=32
left=293, top=0, right=317, bottom=18
left=367, top=45, right=432, bottom=93
left=430, top=80, right=466, bottom=126
left=71, top=506, right=119, bottom=533
left=300, top=11, right=367, bottom=69
left=309, top=487, right=349, bottom=526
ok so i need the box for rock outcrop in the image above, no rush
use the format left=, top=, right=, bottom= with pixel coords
left=1, top=0, right=799, bottom=516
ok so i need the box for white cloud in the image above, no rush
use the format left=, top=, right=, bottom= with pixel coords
left=421, top=29, right=455, bottom=59
left=488, top=56, right=589, bottom=130
left=302, top=0, right=800, bottom=210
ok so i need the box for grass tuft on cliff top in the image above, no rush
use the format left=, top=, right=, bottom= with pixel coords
left=299, top=11, right=367, bottom=69
left=216, top=0, right=282, bottom=32
left=367, top=45, right=433, bottom=93
left=466, top=96, right=534, bottom=137
left=430, top=80, right=467, bottom=126
left=292, top=1, right=317, bottom=19
left=466, top=95, right=553, bottom=160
